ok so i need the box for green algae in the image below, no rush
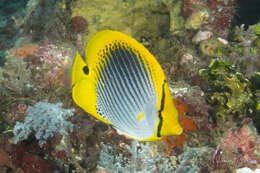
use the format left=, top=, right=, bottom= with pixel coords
left=199, top=59, right=254, bottom=120
left=253, top=23, right=260, bottom=35
left=249, top=74, right=260, bottom=132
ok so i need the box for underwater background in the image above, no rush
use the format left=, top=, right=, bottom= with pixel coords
left=0, top=0, right=260, bottom=172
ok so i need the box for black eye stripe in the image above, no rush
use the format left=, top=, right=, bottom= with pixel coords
left=83, top=66, right=89, bottom=75
left=157, top=80, right=166, bottom=137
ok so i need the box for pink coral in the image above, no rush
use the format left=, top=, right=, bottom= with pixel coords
left=180, top=0, right=235, bottom=37
left=9, top=44, right=40, bottom=58
left=36, top=41, right=66, bottom=67
left=216, top=124, right=260, bottom=169
left=206, top=0, right=234, bottom=37
left=25, top=40, right=73, bottom=87
left=42, top=66, right=61, bottom=87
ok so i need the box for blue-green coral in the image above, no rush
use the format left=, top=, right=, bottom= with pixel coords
left=199, top=59, right=254, bottom=119
left=13, top=101, right=74, bottom=147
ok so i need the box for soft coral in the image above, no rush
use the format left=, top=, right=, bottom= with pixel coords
left=216, top=124, right=260, bottom=169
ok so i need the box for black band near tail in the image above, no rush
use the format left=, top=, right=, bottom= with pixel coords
left=157, top=80, right=166, bottom=137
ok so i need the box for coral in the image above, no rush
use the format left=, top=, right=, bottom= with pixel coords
left=0, top=0, right=27, bottom=59
left=13, top=101, right=74, bottom=147
left=192, top=30, right=213, bottom=44
left=213, top=124, right=260, bottom=169
left=21, top=40, right=74, bottom=88
left=20, top=154, right=53, bottom=173
left=179, top=117, right=197, bottom=132
left=0, top=148, right=11, bottom=167
left=162, top=116, right=196, bottom=154
left=185, top=10, right=209, bottom=30
left=70, top=16, right=88, bottom=34
left=175, top=148, right=198, bottom=173
left=206, top=0, right=235, bottom=36
left=9, top=43, right=40, bottom=58
left=170, top=84, right=211, bottom=131
left=163, top=134, right=187, bottom=154
left=173, top=98, right=189, bottom=116
left=236, top=167, right=260, bottom=173
left=228, top=24, right=260, bottom=77
left=164, top=0, right=235, bottom=35
left=71, top=0, right=169, bottom=54
left=162, top=0, right=184, bottom=32
left=5, top=103, right=27, bottom=126
left=209, top=24, right=260, bottom=78
left=97, top=141, right=199, bottom=173
left=199, top=38, right=227, bottom=57
left=11, top=141, right=54, bottom=173
left=199, top=59, right=254, bottom=119
left=22, top=0, right=71, bottom=41
left=0, top=51, right=33, bottom=106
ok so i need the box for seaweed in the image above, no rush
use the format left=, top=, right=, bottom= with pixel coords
left=199, top=59, right=254, bottom=120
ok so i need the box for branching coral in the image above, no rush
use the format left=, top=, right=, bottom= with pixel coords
left=13, top=102, right=74, bottom=147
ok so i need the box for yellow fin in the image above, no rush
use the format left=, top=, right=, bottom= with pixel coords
left=71, top=50, right=111, bottom=124
left=160, top=83, right=183, bottom=136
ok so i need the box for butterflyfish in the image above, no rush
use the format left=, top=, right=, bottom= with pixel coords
left=71, top=30, right=183, bottom=141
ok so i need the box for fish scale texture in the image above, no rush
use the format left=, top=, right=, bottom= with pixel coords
left=13, top=102, right=74, bottom=147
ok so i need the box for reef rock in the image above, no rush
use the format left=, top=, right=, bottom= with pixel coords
left=71, top=0, right=169, bottom=44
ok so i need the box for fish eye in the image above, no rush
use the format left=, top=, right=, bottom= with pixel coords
left=83, top=66, right=89, bottom=75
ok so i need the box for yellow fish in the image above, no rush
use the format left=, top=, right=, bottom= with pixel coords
left=71, top=30, right=183, bottom=141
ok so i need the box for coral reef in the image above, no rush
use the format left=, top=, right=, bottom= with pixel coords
left=0, top=0, right=260, bottom=172
left=71, top=0, right=169, bottom=54
left=228, top=24, right=260, bottom=77
left=0, top=40, right=74, bottom=131
left=162, top=0, right=235, bottom=36
left=21, top=0, right=71, bottom=41
left=13, top=102, right=74, bottom=146
left=236, top=167, right=260, bottom=173
left=161, top=0, right=184, bottom=32
left=0, top=0, right=28, bottom=65
left=97, top=141, right=199, bottom=173
left=11, top=138, right=55, bottom=173
left=0, top=51, right=33, bottom=96
left=213, top=123, right=260, bottom=170
left=70, top=16, right=88, bottom=34
left=199, top=38, right=227, bottom=57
